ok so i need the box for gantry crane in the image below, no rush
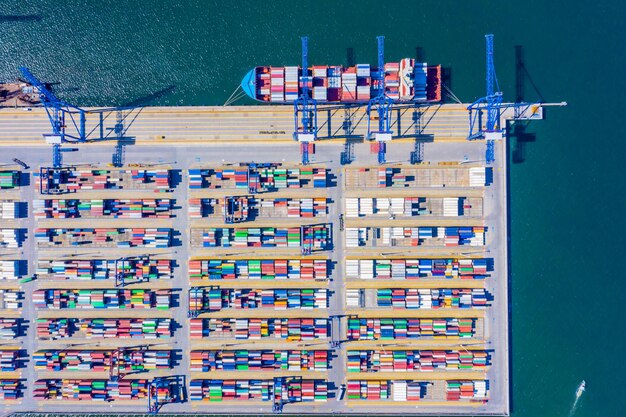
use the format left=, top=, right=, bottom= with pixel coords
left=293, top=37, right=317, bottom=165
left=114, top=256, right=152, bottom=287
left=147, top=375, right=185, bottom=414
left=366, top=36, right=394, bottom=164
left=18, top=67, right=139, bottom=172
left=467, top=35, right=503, bottom=163
left=467, top=35, right=566, bottom=163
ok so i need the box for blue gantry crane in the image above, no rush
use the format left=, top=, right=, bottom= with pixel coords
left=18, top=67, right=138, bottom=166
left=293, top=37, right=317, bottom=165
left=466, top=34, right=566, bottom=163
left=467, top=35, right=503, bottom=163
left=366, top=36, right=394, bottom=164
left=147, top=375, right=185, bottom=414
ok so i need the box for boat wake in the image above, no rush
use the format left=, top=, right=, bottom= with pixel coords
left=567, top=380, right=585, bottom=417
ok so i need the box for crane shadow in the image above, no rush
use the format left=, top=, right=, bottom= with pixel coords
left=123, top=85, right=176, bottom=107
left=346, top=47, right=355, bottom=67
left=511, top=45, right=542, bottom=164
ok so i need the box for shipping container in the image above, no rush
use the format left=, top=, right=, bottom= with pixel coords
left=347, top=317, right=476, bottom=340
left=33, top=350, right=171, bottom=372
left=189, top=379, right=328, bottom=402
left=33, top=199, right=172, bottom=219
left=189, top=165, right=327, bottom=191
left=345, top=258, right=488, bottom=280
left=189, top=259, right=328, bottom=281
left=346, top=350, right=489, bottom=372
left=189, top=288, right=328, bottom=312
left=190, top=318, right=328, bottom=341
left=36, top=318, right=171, bottom=340
left=33, top=289, right=171, bottom=310
left=34, top=228, right=172, bottom=248
left=190, top=350, right=328, bottom=372
left=36, top=259, right=173, bottom=281
left=33, top=379, right=149, bottom=401
left=36, top=169, right=171, bottom=193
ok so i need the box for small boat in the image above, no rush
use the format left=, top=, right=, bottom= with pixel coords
left=576, top=380, right=585, bottom=398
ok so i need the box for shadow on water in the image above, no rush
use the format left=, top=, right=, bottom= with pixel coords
left=346, top=47, right=355, bottom=67
left=511, top=45, right=541, bottom=164
left=123, top=85, right=177, bottom=107
left=415, top=46, right=424, bottom=62
left=510, top=121, right=536, bottom=164
left=516, top=45, right=545, bottom=103
left=0, top=15, right=43, bottom=23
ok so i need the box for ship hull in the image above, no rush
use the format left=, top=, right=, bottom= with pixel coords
left=242, top=62, right=441, bottom=104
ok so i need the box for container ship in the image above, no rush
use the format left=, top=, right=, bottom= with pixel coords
left=241, top=59, right=441, bottom=103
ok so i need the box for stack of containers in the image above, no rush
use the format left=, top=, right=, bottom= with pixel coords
left=188, top=198, right=204, bottom=218
left=190, top=318, right=328, bottom=341
left=33, top=379, right=149, bottom=401
left=384, top=62, right=400, bottom=99
left=0, top=171, right=19, bottom=189
left=33, top=350, right=170, bottom=372
left=190, top=350, right=328, bottom=372
left=188, top=169, right=206, bottom=189
left=312, top=168, right=327, bottom=187
left=78, top=319, right=171, bottom=339
left=0, top=260, right=22, bottom=280
left=443, top=198, right=460, bottom=217
left=346, top=350, right=489, bottom=372
left=0, top=229, right=20, bottom=248
left=0, top=380, right=20, bottom=399
left=189, top=259, right=327, bottom=281
left=360, top=198, right=374, bottom=216
left=446, top=380, right=488, bottom=401
left=346, top=289, right=361, bottom=308
left=36, top=318, right=75, bottom=340
left=0, top=351, right=19, bottom=372
left=299, top=68, right=313, bottom=97
left=376, top=288, right=488, bottom=309
left=347, top=318, right=476, bottom=340
left=116, top=259, right=173, bottom=281
left=34, top=228, right=171, bottom=248
left=189, top=379, right=327, bottom=402
left=345, top=228, right=366, bottom=247
left=346, top=380, right=391, bottom=400
left=189, top=288, right=328, bottom=312
left=312, top=66, right=328, bottom=101
left=0, top=291, right=22, bottom=309
left=345, top=198, right=359, bottom=218
left=270, top=67, right=285, bottom=102
left=342, top=67, right=357, bottom=100
left=0, top=201, right=18, bottom=219
left=469, top=167, right=487, bottom=187
left=33, top=289, right=171, bottom=310
left=327, top=66, right=341, bottom=101
left=284, top=66, right=299, bottom=101
left=356, top=64, right=371, bottom=100
left=0, top=320, right=20, bottom=340
left=413, top=62, right=428, bottom=100
left=36, top=259, right=172, bottom=281
left=257, top=69, right=270, bottom=98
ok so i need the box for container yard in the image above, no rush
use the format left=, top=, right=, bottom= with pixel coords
left=0, top=137, right=509, bottom=415
left=0, top=60, right=518, bottom=414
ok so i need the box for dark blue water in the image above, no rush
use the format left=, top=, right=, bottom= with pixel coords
left=1, top=1, right=624, bottom=415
